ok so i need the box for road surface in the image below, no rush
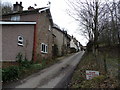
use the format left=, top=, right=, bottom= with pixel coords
left=3, top=51, right=84, bottom=89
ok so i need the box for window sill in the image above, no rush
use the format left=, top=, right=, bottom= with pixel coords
left=41, top=51, right=48, bottom=54
left=18, top=44, right=24, bottom=47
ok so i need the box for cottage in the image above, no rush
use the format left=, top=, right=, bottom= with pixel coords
left=52, top=24, right=71, bottom=56
left=70, top=36, right=81, bottom=52
left=1, top=1, right=82, bottom=65
left=1, top=2, right=54, bottom=62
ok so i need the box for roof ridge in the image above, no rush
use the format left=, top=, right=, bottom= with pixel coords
left=2, top=7, right=50, bottom=16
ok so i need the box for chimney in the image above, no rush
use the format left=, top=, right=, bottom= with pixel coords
left=13, top=2, right=23, bottom=12
left=16, top=2, right=18, bottom=4
left=28, top=6, right=34, bottom=10
left=20, top=2, right=22, bottom=5
left=72, top=35, right=73, bottom=38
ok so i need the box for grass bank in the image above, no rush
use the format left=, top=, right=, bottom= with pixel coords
left=68, top=46, right=119, bottom=88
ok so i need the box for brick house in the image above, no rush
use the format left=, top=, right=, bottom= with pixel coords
left=52, top=24, right=71, bottom=56
left=1, top=2, right=55, bottom=62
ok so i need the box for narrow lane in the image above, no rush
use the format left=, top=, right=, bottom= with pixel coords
left=3, top=51, right=84, bottom=89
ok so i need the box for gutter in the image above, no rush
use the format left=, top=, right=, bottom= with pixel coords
left=0, top=21, right=36, bottom=25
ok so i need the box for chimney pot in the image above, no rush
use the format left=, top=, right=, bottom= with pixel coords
left=16, top=2, right=18, bottom=4
left=28, top=6, right=34, bottom=10
left=13, top=2, right=23, bottom=12
left=20, top=2, right=22, bottom=5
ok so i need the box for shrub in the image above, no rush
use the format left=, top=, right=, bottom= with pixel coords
left=16, top=52, right=23, bottom=63
left=31, top=64, right=42, bottom=70
left=2, top=66, right=20, bottom=82
left=52, top=44, right=59, bottom=57
left=19, top=59, right=31, bottom=68
left=41, top=59, right=47, bottom=67
left=2, top=53, right=32, bottom=82
left=16, top=52, right=31, bottom=68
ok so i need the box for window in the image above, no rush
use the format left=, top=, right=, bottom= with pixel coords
left=11, top=15, right=20, bottom=21
left=18, top=36, right=24, bottom=46
left=49, top=25, right=51, bottom=31
left=46, top=45, right=48, bottom=52
left=41, top=43, right=48, bottom=53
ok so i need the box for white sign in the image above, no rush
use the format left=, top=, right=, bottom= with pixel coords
left=86, top=70, right=99, bottom=80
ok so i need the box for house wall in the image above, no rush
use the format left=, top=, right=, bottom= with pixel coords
left=70, top=39, right=77, bottom=49
left=77, top=42, right=81, bottom=51
left=1, top=15, right=11, bottom=20
left=0, top=25, right=2, bottom=61
left=52, top=28, right=64, bottom=56
left=52, top=28, right=71, bottom=56
left=36, top=12, right=53, bottom=60
left=2, top=24, right=34, bottom=61
left=2, top=10, right=55, bottom=61
left=62, top=34, right=69, bottom=55
left=2, top=13, right=38, bottom=21
left=20, top=14, right=38, bottom=21
left=66, top=37, right=71, bottom=53
left=70, top=38, right=81, bottom=52
left=73, top=39, right=79, bottom=51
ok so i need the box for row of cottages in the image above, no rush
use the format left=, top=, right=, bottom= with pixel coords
left=0, top=2, right=81, bottom=65
left=52, top=24, right=71, bottom=56
left=52, top=24, right=82, bottom=56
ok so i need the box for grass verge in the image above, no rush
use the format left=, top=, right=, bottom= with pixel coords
left=68, top=47, right=119, bottom=88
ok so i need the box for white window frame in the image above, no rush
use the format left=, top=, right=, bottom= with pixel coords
left=11, top=15, right=20, bottom=21
left=18, top=36, right=24, bottom=46
left=49, top=25, right=51, bottom=31
left=41, top=43, right=48, bottom=53
left=46, top=45, right=48, bottom=53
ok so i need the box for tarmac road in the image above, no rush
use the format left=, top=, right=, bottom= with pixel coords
left=3, top=51, right=84, bottom=89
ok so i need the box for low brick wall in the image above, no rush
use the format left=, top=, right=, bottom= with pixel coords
left=1, top=61, right=19, bottom=68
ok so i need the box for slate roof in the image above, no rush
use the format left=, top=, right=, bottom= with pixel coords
left=2, top=7, right=49, bottom=16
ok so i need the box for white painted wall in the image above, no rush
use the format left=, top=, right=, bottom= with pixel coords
left=70, top=39, right=77, bottom=49
left=77, top=42, right=81, bottom=51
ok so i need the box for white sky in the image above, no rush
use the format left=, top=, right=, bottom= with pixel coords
left=1, top=0, right=90, bottom=46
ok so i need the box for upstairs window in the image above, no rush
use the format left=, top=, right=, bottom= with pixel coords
left=41, top=43, right=48, bottom=53
left=18, top=36, right=23, bottom=46
left=49, top=25, right=51, bottom=31
left=11, top=15, right=20, bottom=21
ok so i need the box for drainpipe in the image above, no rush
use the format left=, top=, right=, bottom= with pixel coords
left=33, top=24, right=37, bottom=62
left=33, top=21, right=38, bottom=62
left=33, top=14, right=39, bottom=62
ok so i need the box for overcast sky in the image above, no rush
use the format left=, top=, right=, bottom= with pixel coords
left=1, top=0, right=90, bottom=46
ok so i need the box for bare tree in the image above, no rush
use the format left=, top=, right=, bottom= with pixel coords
left=0, top=2, right=13, bottom=15
left=66, top=0, right=107, bottom=54
left=66, top=0, right=120, bottom=86
left=66, top=0, right=120, bottom=47
left=65, top=0, right=115, bottom=72
left=98, top=0, right=120, bottom=46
